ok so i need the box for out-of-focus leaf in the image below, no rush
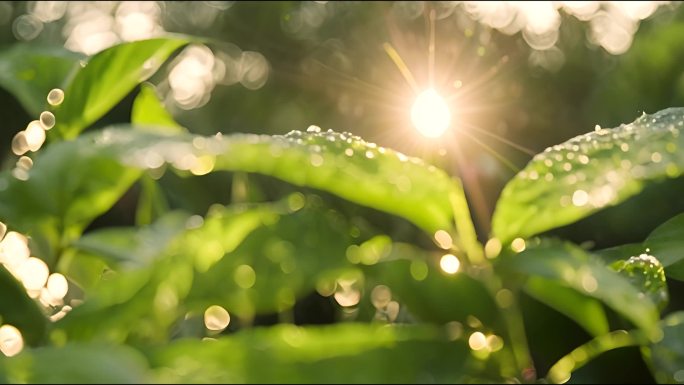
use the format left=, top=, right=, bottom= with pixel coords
left=611, top=254, right=668, bottom=312
left=644, top=212, right=684, bottom=280
left=183, top=200, right=352, bottom=317
left=71, top=211, right=190, bottom=269
left=135, top=175, right=172, bottom=226
left=642, top=311, right=684, bottom=384
left=131, top=82, right=185, bottom=133
left=524, top=276, right=609, bottom=337
left=360, top=247, right=500, bottom=329
left=55, top=199, right=349, bottom=342
left=0, top=343, right=150, bottom=384
left=0, top=265, right=46, bottom=345
left=492, top=108, right=684, bottom=244
left=148, top=323, right=477, bottom=383
left=0, top=138, right=141, bottom=261
left=0, top=44, right=83, bottom=116
left=495, top=240, right=660, bottom=340
left=53, top=37, right=190, bottom=139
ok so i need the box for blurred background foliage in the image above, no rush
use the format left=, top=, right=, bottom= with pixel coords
left=1, top=1, right=684, bottom=383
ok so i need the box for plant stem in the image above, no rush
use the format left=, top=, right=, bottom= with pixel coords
left=545, top=329, right=646, bottom=384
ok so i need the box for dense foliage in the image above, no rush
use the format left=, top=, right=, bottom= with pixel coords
left=1, top=2, right=684, bottom=384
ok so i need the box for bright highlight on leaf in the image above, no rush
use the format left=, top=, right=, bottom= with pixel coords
left=411, top=89, right=451, bottom=139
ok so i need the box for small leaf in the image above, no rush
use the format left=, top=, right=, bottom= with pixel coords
left=131, top=82, right=185, bottom=133
left=0, top=44, right=83, bottom=116
left=1, top=343, right=150, bottom=384
left=53, top=37, right=190, bottom=139
left=611, top=253, right=668, bottom=312
left=644, top=212, right=684, bottom=280
left=0, top=265, right=47, bottom=346
left=643, top=311, right=684, bottom=384
left=148, top=324, right=476, bottom=383
left=495, top=239, right=660, bottom=340
left=493, top=108, right=684, bottom=243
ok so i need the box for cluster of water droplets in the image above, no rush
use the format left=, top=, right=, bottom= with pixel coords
left=512, top=108, right=684, bottom=211
left=0, top=221, right=75, bottom=356
left=611, top=251, right=668, bottom=311
left=9, top=88, right=63, bottom=181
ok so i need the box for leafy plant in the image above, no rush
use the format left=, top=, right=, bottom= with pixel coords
left=0, top=36, right=683, bottom=384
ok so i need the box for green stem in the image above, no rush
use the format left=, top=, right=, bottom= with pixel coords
left=545, top=329, right=646, bottom=384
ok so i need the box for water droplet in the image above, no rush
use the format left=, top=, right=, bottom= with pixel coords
left=439, top=254, right=460, bottom=274
left=365, top=150, right=375, bottom=159
left=39, top=111, right=55, bottom=130
left=46, top=273, right=68, bottom=299
left=370, top=285, right=392, bottom=309
left=0, top=325, right=24, bottom=357
left=204, top=305, right=230, bottom=331
left=234, top=265, right=256, bottom=289
left=594, top=124, right=601, bottom=132
left=344, top=148, right=354, bottom=157
left=434, top=230, right=453, bottom=249
left=572, top=190, right=588, bottom=207
left=11, top=132, right=29, bottom=156
left=650, top=152, right=662, bottom=163
left=47, top=88, right=64, bottom=106
left=25, top=120, right=46, bottom=152
left=485, top=238, right=502, bottom=259
left=306, top=125, right=321, bottom=133
left=620, top=143, right=629, bottom=152
left=310, top=153, right=324, bottom=167
left=16, top=156, right=33, bottom=171
left=468, top=332, right=487, bottom=350
left=511, top=238, right=526, bottom=253
left=16, top=257, right=49, bottom=291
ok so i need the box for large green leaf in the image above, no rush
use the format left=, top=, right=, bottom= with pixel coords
left=643, top=311, right=684, bottom=384
left=53, top=37, right=190, bottom=139
left=644, top=212, right=684, bottom=280
left=495, top=240, right=660, bottom=340
left=0, top=265, right=47, bottom=346
left=0, top=44, right=83, bottom=116
left=492, top=108, right=684, bottom=243
left=77, top=126, right=469, bottom=238
left=0, top=343, right=150, bottom=384
left=148, top=323, right=479, bottom=383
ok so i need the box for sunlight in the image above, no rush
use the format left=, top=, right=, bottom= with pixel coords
left=411, top=89, right=451, bottom=139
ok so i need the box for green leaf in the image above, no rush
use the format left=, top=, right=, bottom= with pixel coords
left=148, top=323, right=477, bottom=383
left=0, top=137, right=142, bottom=261
left=131, top=82, right=185, bottom=133
left=135, top=175, right=171, bottom=226
left=492, top=108, right=684, bottom=244
left=495, top=239, right=660, bottom=340
left=0, top=44, right=83, bottom=116
left=611, top=254, right=668, bottom=312
left=53, top=37, right=190, bottom=139
left=524, top=276, right=609, bottom=337
left=643, top=311, right=684, bottom=384
left=183, top=200, right=352, bottom=317
left=644, top=213, right=684, bottom=280
left=0, top=265, right=47, bottom=346
left=79, top=126, right=469, bottom=238
left=71, top=211, right=190, bottom=269
left=595, top=243, right=646, bottom=265
left=0, top=343, right=150, bottom=384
